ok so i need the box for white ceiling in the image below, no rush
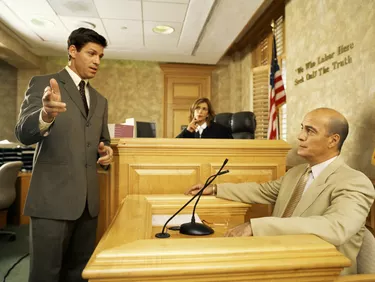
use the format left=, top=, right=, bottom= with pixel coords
left=0, top=0, right=265, bottom=64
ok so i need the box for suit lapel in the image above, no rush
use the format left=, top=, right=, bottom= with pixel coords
left=276, top=164, right=308, bottom=216
left=58, top=69, right=87, bottom=119
left=87, top=83, right=97, bottom=122
left=293, top=156, right=344, bottom=216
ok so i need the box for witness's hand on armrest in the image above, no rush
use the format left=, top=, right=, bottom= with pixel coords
left=185, top=183, right=214, bottom=196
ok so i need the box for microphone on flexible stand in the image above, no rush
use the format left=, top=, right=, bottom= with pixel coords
left=155, top=159, right=229, bottom=239
left=179, top=168, right=229, bottom=236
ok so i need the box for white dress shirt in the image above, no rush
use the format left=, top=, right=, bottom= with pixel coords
left=39, top=66, right=90, bottom=134
left=195, top=122, right=207, bottom=137
left=303, top=156, right=338, bottom=194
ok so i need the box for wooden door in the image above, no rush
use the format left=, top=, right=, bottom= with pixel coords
left=160, top=64, right=215, bottom=138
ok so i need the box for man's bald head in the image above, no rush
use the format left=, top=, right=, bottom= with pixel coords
left=309, top=108, right=349, bottom=151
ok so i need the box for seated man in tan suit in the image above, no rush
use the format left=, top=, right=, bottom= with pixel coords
left=186, top=108, right=375, bottom=275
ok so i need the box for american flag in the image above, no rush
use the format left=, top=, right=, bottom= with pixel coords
left=267, top=35, right=286, bottom=140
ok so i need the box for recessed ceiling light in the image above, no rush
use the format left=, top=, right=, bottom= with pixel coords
left=152, top=25, right=174, bottom=35
left=30, top=17, right=55, bottom=28
left=73, top=21, right=96, bottom=30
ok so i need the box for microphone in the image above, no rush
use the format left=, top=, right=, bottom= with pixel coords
left=179, top=169, right=229, bottom=236
left=155, top=159, right=229, bottom=239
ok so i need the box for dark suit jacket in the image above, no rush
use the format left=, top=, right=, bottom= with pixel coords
left=15, top=69, right=110, bottom=220
left=176, top=121, right=233, bottom=139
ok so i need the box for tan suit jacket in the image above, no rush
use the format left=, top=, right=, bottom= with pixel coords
left=217, top=156, right=375, bottom=275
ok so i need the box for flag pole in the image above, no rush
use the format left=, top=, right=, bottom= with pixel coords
left=271, top=20, right=281, bottom=140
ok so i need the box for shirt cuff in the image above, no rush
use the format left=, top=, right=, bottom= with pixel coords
left=39, top=109, right=54, bottom=136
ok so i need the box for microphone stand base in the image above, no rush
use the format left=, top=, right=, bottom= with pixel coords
left=155, top=232, right=170, bottom=238
left=179, top=222, right=214, bottom=236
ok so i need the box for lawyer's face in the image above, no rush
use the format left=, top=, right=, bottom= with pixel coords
left=193, top=102, right=209, bottom=123
left=297, top=111, right=334, bottom=165
left=69, top=42, right=104, bottom=79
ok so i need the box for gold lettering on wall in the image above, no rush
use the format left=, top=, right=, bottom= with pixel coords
left=294, top=43, right=354, bottom=86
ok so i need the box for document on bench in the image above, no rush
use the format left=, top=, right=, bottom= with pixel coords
left=152, top=214, right=202, bottom=226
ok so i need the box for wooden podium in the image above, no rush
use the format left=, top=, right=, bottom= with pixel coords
left=83, top=195, right=351, bottom=282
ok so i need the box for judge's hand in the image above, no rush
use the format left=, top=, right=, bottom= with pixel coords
left=186, top=118, right=199, bottom=133
left=42, top=78, right=66, bottom=122
left=224, top=222, right=253, bottom=237
left=185, top=183, right=214, bottom=196
left=97, top=142, right=113, bottom=165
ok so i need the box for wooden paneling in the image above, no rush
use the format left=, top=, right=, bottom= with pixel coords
left=160, top=64, right=216, bottom=138
left=173, top=109, right=189, bottom=137
left=128, top=164, right=200, bottom=194
left=97, top=169, right=111, bottom=242
left=99, top=138, right=290, bottom=235
left=335, top=274, right=375, bottom=282
left=83, top=195, right=353, bottom=282
left=173, top=83, right=201, bottom=98
left=9, top=172, right=31, bottom=225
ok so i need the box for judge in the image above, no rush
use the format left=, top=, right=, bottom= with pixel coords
left=176, top=97, right=233, bottom=139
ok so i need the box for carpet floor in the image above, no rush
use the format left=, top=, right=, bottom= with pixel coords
left=0, top=224, right=29, bottom=282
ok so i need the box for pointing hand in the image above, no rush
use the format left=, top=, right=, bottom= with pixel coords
left=41, top=78, right=66, bottom=122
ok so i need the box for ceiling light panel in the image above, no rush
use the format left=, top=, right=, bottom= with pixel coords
left=144, top=21, right=181, bottom=49
left=0, top=1, right=41, bottom=45
left=2, top=0, right=69, bottom=42
left=27, top=17, right=70, bottom=42
left=47, top=0, right=99, bottom=18
left=143, top=2, right=188, bottom=22
left=59, top=16, right=108, bottom=38
left=2, top=0, right=55, bottom=16
left=94, top=0, right=142, bottom=20
left=102, top=19, right=143, bottom=46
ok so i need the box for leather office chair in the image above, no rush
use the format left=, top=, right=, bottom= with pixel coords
left=214, top=111, right=257, bottom=139
left=0, top=161, right=23, bottom=241
left=357, top=227, right=375, bottom=274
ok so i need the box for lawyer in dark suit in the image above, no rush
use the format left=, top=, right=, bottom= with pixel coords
left=15, top=28, right=113, bottom=282
left=176, top=97, right=233, bottom=139
left=186, top=108, right=375, bottom=275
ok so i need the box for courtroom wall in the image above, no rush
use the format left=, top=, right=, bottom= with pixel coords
left=212, top=50, right=252, bottom=114
left=285, top=0, right=375, bottom=177
left=17, top=57, right=164, bottom=137
left=17, top=69, right=41, bottom=117
left=0, top=59, right=17, bottom=142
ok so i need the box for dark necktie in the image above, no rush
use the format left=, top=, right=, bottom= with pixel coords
left=282, top=167, right=312, bottom=217
left=79, top=80, right=89, bottom=116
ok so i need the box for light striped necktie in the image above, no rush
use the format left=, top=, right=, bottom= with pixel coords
left=282, top=166, right=312, bottom=217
